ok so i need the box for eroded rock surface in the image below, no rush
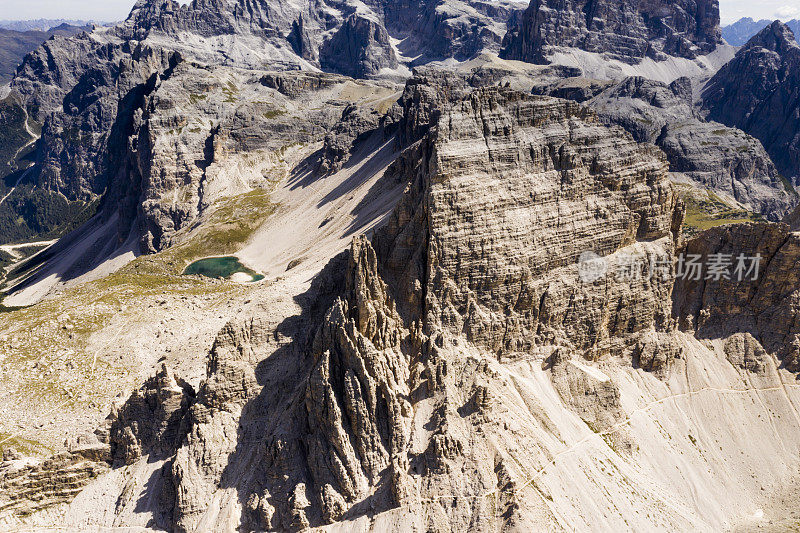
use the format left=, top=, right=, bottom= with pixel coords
left=318, top=103, right=401, bottom=176
left=156, top=73, right=686, bottom=531
left=586, top=76, right=797, bottom=220
left=119, top=0, right=523, bottom=73
left=374, top=72, right=681, bottom=359
left=673, top=222, right=800, bottom=372
left=107, top=364, right=195, bottom=467
left=502, top=0, right=722, bottom=64
left=703, top=21, right=800, bottom=182
left=2, top=0, right=523, bottom=253
left=319, top=15, right=399, bottom=78
left=105, top=64, right=372, bottom=252
left=0, top=438, right=109, bottom=520
left=7, top=64, right=800, bottom=533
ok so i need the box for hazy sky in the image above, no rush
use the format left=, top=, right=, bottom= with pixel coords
left=720, top=0, right=800, bottom=24
left=0, top=0, right=138, bottom=22
left=0, top=0, right=797, bottom=25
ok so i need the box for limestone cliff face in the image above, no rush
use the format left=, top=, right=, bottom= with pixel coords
left=3, top=0, right=522, bottom=251
left=8, top=3, right=800, bottom=531
left=158, top=74, right=684, bottom=530
left=319, top=15, right=399, bottom=78
left=120, top=0, right=522, bottom=72
left=375, top=71, right=680, bottom=358
left=501, top=0, right=722, bottom=64
left=101, top=65, right=380, bottom=252
left=703, top=21, right=800, bottom=181
left=673, top=222, right=800, bottom=372
left=5, top=73, right=682, bottom=530
left=0, top=441, right=110, bottom=519
left=586, top=76, right=797, bottom=220
left=10, top=68, right=800, bottom=533
left=10, top=38, right=177, bottom=202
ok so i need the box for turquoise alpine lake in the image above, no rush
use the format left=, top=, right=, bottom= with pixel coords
left=183, top=256, right=265, bottom=282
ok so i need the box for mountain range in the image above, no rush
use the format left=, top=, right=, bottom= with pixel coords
left=2, top=1, right=800, bottom=531
left=0, top=20, right=98, bottom=32
left=723, top=17, right=800, bottom=45
left=0, top=23, right=91, bottom=84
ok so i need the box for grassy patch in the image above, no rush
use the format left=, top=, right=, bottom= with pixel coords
left=263, top=109, right=286, bottom=120
left=682, top=189, right=762, bottom=238
left=222, top=81, right=239, bottom=104
left=94, top=188, right=275, bottom=290
left=169, top=189, right=274, bottom=266
left=0, top=188, right=275, bottom=452
left=0, top=432, right=50, bottom=456
left=189, top=93, right=207, bottom=105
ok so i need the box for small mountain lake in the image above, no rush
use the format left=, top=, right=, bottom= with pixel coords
left=184, top=256, right=264, bottom=283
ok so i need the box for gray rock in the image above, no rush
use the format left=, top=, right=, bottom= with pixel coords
left=105, top=65, right=364, bottom=252
left=119, top=0, right=522, bottom=73
left=318, top=103, right=394, bottom=176
left=703, top=21, right=800, bottom=182
left=287, top=14, right=316, bottom=62
left=724, top=332, right=768, bottom=374
left=587, top=76, right=797, bottom=220
left=11, top=36, right=178, bottom=202
left=375, top=72, right=680, bottom=358
left=0, top=0, right=522, bottom=249
left=674, top=222, right=800, bottom=372
left=320, top=15, right=399, bottom=78
left=0, top=24, right=90, bottom=84
left=380, top=0, right=523, bottom=62
left=163, top=75, right=684, bottom=531
left=107, top=364, right=195, bottom=467
left=502, top=0, right=722, bottom=64
left=531, top=77, right=613, bottom=103
left=0, top=439, right=110, bottom=518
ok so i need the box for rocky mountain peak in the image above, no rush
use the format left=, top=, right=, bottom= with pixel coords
left=703, top=18, right=800, bottom=181
left=743, top=19, right=799, bottom=54
left=501, top=0, right=722, bottom=65
left=114, top=0, right=525, bottom=76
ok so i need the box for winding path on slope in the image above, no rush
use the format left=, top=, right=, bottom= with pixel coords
left=0, top=239, right=58, bottom=259
left=0, top=106, right=39, bottom=208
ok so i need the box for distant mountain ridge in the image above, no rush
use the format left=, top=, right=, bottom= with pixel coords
left=0, top=24, right=90, bottom=84
left=0, top=19, right=98, bottom=32
left=723, top=17, right=800, bottom=45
